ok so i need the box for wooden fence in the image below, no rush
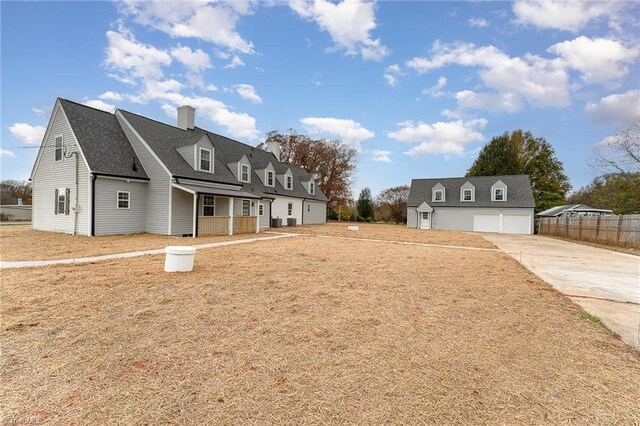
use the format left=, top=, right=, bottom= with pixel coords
left=536, top=214, right=640, bottom=248
left=233, top=216, right=257, bottom=234
left=198, top=216, right=229, bottom=236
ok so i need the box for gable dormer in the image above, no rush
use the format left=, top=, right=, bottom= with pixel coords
left=256, top=162, right=276, bottom=187
left=491, top=179, right=507, bottom=201
left=460, top=181, right=475, bottom=202
left=227, top=154, right=251, bottom=183
left=301, top=177, right=316, bottom=195
left=176, top=135, right=214, bottom=173
left=432, top=182, right=445, bottom=202
left=277, top=168, right=294, bottom=190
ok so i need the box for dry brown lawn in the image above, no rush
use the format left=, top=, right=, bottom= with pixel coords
left=0, top=225, right=272, bottom=262
left=2, top=233, right=639, bottom=424
left=292, top=221, right=495, bottom=248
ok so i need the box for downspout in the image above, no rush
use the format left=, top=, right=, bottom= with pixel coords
left=91, top=174, right=97, bottom=236
left=64, top=150, right=79, bottom=235
left=268, top=198, right=274, bottom=228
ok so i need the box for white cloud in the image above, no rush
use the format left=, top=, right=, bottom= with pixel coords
left=223, top=55, right=245, bottom=69
left=99, top=91, right=124, bottom=102
left=513, top=0, right=624, bottom=32
left=586, top=90, right=640, bottom=128
left=32, top=106, right=51, bottom=119
left=422, top=76, right=447, bottom=98
left=455, top=90, right=524, bottom=112
left=105, top=26, right=172, bottom=82
left=9, top=123, right=46, bottom=145
left=371, top=150, right=391, bottom=163
left=84, top=100, right=116, bottom=112
left=290, top=0, right=389, bottom=61
left=119, top=1, right=255, bottom=54
left=1, top=149, right=16, bottom=158
left=406, top=41, right=570, bottom=109
left=383, top=64, right=403, bottom=87
left=388, top=118, right=487, bottom=157
left=300, top=116, right=374, bottom=150
left=170, top=45, right=211, bottom=73
left=234, top=84, right=262, bottom=104
left=467, top=17, right=488, bottom=28
left=548, top=36, right=638, bottom=86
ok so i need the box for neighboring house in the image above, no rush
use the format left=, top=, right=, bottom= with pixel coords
left=30, top=98, right=327, bottom=236
left=407, top=175, right=535, bottom=235
left=536, top=204, right=614, bottom=217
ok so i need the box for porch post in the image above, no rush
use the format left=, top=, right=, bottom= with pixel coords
left=229, top=197, right=234, bottom=235
left=192, top=193, right=197, bottom=238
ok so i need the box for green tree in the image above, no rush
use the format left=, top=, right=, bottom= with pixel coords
left=567, top=173, right=640, bottom=215
left=467, top=130, right=571, bottom=212
left=356, top=187, right=374, bottom=221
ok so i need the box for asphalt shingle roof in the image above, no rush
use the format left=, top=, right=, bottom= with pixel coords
left=59, top=99, right=148, bottom=179
left=408, top=175, right=535, bottom=208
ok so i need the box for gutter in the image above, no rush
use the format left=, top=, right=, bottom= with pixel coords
left=93, top=172, right=150, bottom=181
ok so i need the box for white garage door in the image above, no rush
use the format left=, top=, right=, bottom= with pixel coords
left=474, top=214, right=500, bottom=233
left=503, top=214, right=531, bottom=234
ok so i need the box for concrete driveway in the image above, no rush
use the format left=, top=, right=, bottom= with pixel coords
left=483, top=233, right=640, bottom=350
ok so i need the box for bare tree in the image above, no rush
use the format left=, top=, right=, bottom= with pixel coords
left=0, top=180, right=32, bottom=205
left=377, top=185, right=410, bottom=224
left=592, top=122, right=640, bottom=174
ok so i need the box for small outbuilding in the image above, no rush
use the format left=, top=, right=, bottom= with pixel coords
left=536, top=204, right=613, bottom=217
left=407, top=175, right=535, bottom=235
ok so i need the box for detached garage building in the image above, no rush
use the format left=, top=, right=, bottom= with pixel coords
left=407, top=175, right=535, bottom=235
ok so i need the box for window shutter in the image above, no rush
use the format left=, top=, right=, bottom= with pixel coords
left=65, top=188, right=71, bottom=215
left=54, top=189, right=59, bottom=214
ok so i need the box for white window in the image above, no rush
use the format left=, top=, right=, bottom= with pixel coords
left=286, top=175, right=293, bottom=190
left=494, top=188, right=505, bottom=201
left=54, top=135, right=63, bottom=162
left=203, top=195, right=215, bottom=216
left=242, top=199, right=250, bottom=216
left=434, top=189, right=444, bottom=202
left=55, top=188, right=67, bottom=215
left=309, top=182, right=315, bottom=194
left=199, top=148, right=212, bottom=172
left=117, top=191, right=130, bottom=209
left=240, top=164, right=250, bottom=182
left=307, top=204, right=310, bottom=212
left=287, top=203, right=293, bottom=216
left=259, top=203, right=264, bottom=216
left=462, top=188, right=473, bottom=202
left=266, top=170, right=274, bottom=187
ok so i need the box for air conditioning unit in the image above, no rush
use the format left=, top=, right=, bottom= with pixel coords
left=271, top=218, right=283, bottom=228
left=287, top=218, right=297, bottom=227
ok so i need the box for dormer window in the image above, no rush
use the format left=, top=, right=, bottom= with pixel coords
left=433, top=189, right=444, bottom=202
left=462, top=188, right=473, bottom=201
left=266, top=170, right=274, bottom=187
left=286, top=175, right=293, bottom=190
left=309, top=182, right=315, bottom=195
left=240, top=163, right=250, bottom=182
left=493, top=188, right=505, bottom=201
left=199, top=148, right=212, bottom=172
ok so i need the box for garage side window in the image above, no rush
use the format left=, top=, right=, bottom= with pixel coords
left=54, top=188, right=69, bottom=215
left=117, top=191, right=130, bottom=209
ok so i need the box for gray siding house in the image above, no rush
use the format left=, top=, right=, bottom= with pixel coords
left=407, top=175, right=535, bottom=235
left=30, top=98, right=327, bottom=237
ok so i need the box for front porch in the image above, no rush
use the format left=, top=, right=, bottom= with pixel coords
left=197, top=215, right=257, bottom=236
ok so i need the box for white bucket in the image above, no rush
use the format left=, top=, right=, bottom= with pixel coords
left=164, top=246, right=196, bottom=272
left=348, top=226, right=359, bottom=231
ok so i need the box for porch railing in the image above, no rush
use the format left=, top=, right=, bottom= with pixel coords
left=233, top=216, right=257, bottom=234
left=198, top=216, right=230, bottom=236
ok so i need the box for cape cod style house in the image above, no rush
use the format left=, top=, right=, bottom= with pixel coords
left=30, top=98, right=327, bottom=237
left=407, top=175, right=535, bottom=234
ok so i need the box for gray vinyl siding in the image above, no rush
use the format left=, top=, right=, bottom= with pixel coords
left=271, top=196, right=302, bottom=226
left=32, top=102, right=90, bottom=235
left=233, top=197, right=256, bottom=217
left=94, top=177, right=147, bottom=235
left=259, top=200, right=271, bottom=228
left=407, top=208, right=418, bottom=229
left=117, top=113, right=170, bottom=234
left=176, top=145, right=195, bottom=168
left=303, top=200, right=326, bottom=224
left=171, top=187, right=194, bottom=236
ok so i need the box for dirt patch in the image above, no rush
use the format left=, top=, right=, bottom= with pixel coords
left=290, top=221, right=495, bottom=248
left=1, top=235, right=638, bottom=424
left=542, top=234, right=639, bottom=256
left=0, top=225, right=274, bottom=261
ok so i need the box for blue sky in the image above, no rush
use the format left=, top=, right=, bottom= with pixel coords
left=2, top=1, right=639, bottom=197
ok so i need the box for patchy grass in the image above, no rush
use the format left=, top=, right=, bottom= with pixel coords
left=0, top=225, right=273, bottom=262
left=579, top=310, right=604, bottom=325
left=2, top=234, right=639, bottom=424
left=291, top=221, right=495, bottom=249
